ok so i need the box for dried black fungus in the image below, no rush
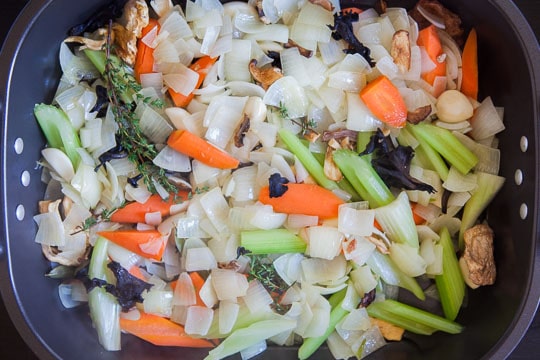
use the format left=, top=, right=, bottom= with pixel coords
left=359, top=288, right=376, bottom=308
left=104, top=261, right=153, bottom=312
left=266, top=50, right=282, bottom=69
left=127, top=173, right=144, bottom=188
left=268, top=173, right=289, bottom=198
left=90, top=85, right=109, bottom=118
left=360, top=129, right=436, bottom=193
left=236, top=246, right=252, bottom=258
left=441, top=188, right=452, bottom=214
left=68, top=0, right=128, bottom=36
left=328, top=11, right=375, bottom=66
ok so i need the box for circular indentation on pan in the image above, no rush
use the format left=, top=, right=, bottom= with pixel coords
left=519, top=203, right=528, bottom=220
left=520, top=136, right=528, bottom=152
left=14, top=138, right=24, bottom=154
left=21, top=170, right=31, bottom=187
left=514, top=169, right=523, bottom=186
left=15, top=204, right=25, bottom=221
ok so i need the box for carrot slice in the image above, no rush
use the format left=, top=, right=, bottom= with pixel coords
left=360, top=75, right=408, bottom=128
left=169, top=56, right=218, bottom=107
left=134, top=19, right=160, bottom=82
left=461, top=28, right=478, bottom=100
left=258, top=183, right=345, bottom=219
left=110, top=192, right=189, bottom=224
left=120, top=311, right=214, bottom=347
left=417, top=25, right=446, bottom=85
left=97, top=230, right=166, bottom=261
left=167, top=129, right=240, bottom=169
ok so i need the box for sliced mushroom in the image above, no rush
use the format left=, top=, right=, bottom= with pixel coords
left=284, top=39, right=313, bottom=58
left=460, top=224, right=496, bottom=287
left=249, top=59, right=283, bottom=89
left=234, top=114, right=251, bottom=148
left=366, top=234, right=390, bottom=254
left=322, top=129, right=359, bottom=142
left=303, top=128, right=321, bottom=143
left=407, top=104, right=432, bottom=124
left=391, top=30, right=411, bottom=74
left=324, top=139, right=343, bottom=181
left=308, top=0, right=334, bottom=12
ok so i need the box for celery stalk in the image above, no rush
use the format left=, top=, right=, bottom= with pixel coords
left=458, top=172, right=505, bottom=248
left=240, top=229, right=307, bottom=254
left=333, top=149, right=394, bottom=208
left=366, top=303, right=436, bottom=335
left=356, top=131, right=374, bottom=155
left=88, top=236, right=121, bottom=351
left=278, top=128, right=339, bottom=191
left=366, top=251, right=425, bottom=300
left=298, top=288, right=352, bottom=360
left=204, top=319, right=297, bottom=360
left=375, top=192, right=419, bottom=248
left=206, top=303, right=278, bottom=338
left=368, top=299, right=464, bottom=334
left=408, top=123, right=477, bottom=175
left=435, top=227, right=465, bottom=321
left=34, top=104, right=81, bottom=168
left=406, top=124, right=449, bottom=181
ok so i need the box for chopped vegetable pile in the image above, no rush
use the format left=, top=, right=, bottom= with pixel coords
left=35, top=0, right=506, bottom=358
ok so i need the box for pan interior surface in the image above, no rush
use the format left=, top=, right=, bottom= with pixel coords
left=0, top=0, right=538, bottom=359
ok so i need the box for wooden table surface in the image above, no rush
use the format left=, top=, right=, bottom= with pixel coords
left=1, top=0, right=539, bottom=359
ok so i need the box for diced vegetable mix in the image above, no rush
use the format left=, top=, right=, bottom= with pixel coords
left=35, top=0, right=506, bottom=358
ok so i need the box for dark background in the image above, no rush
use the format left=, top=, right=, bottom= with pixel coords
left=1, top=0, right=539, bottom=359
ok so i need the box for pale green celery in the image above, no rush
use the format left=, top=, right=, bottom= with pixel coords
left=435, top=227, right=465, bottom=321
left=240, top=229, right=307, bottom=254
left=83, top=49, right=135, bottom=104
left=366, top=251, right=425, bottom=301
left=368, top=299, right=464, bottom=334
left=298, top=288, right=353, bottom=360
left=356, top=131, right=374, bottom=155
left=396, top=128, right=434, bottom=172
left=34, top=104, right=81, bottom=168
left=408, top=122, right=478, bottom=175
left=333, top=149, right=394, bottom=208
left=278, top=128, right=339, bottom=191
left=375, top=192, right=419, bottom=248
left=88, top=236, right=121, bottom=351
left=406, top=124, right=449, bottom=181
left=366, top=302, right=436, bottom=335
left=337, top=177, right=362, bottom=202
left=204, top=319, right=296, bottom=360
left=458, top=172, right=505, bottom=248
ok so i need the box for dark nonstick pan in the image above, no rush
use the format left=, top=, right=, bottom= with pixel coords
left=0, top=0, right=539, bottom=359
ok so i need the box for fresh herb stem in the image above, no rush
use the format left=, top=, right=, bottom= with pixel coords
left=240, top=229, right=307, bottom=254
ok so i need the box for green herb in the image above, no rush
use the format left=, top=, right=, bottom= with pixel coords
left=83, top=22, right=174, bottom=195
left=277, top=102, right=317, bottom=136
left=248, top=255, right=290, bottom=314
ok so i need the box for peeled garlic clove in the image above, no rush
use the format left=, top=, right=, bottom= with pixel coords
left=41, top=147, right=75, bottom=182
left=436, top=90, right=474, bottom=123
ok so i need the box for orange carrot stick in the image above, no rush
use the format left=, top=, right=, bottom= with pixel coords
left=360, top=75, right=408, bottom=128
left=461, top=28, right=478, bottom=100
left=97, top=230, right=166, bottom=261
left=169, top=56, right=218, bottom=107
left=110, top=192, right=189, bottom=224
left=258, top=183, right=345, bottom=219
left=417, top=25, right=446, bottom=85
left=134, top=19, right=160, bottom=82
left=120, top=311, right=214, bottom=347
left=167, top=129, right=240, bottom=169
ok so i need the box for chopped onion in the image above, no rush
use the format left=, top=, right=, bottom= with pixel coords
left=389, top=242, right=426, bottom=277
left=301, top=256, right=347, bottom=284
left=224, top=39, right=252, bottom=81
left=243, top=280, right=273, bottom=313
left=173, top=272, right=196, bottom=306
left=140, top=73, right=164, bottom=92
left=281, top=47, right=310, bottom=87
left=137, top=103, right=173, bottom=144
left=199, top=275, right=218, bottom=308
left=71, top=163, right=102, bottom=208
left=143, top=289, right=173, bottom=317
left=263, top=76, right=309, bottom=119
left=58, top=281, right=86, bottom=309
left=186, top=247, right=218, bottom=271
left=211, top=268, right=249, bottom=300
left=342, top=236, right=376, bottom=266
left=41, top=148, right=75, bottom=182
left=219, top=299, right=240, bottom=334
left=185, top=306, right=214, bottom=336
left=153, top=145, right=192, bottom=172
left=307, top=226, right=344, bottom=260
left=338, top=205, right=375, bottom=237
left=443, top=166, right=478, bottom=192
left=417, top=4, right=446, bottom=29
left=204, top=95, right=248, bottom=148
left=249, top=205, right=287, bottom=230
left=159, top=10, right=193, bottom=41
left=287, top=214, right=318, bottom=229
left=469, top=96, right=506, bottom=140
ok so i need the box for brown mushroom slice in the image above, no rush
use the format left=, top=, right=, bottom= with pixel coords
left=391, top=30, right=411, bottom=74
left=249, top=59, right=283, bottom=90
left=284, top=39, right=314, bottom=58
left=407, top=104, right=432, bottom=124
left=460, top=224, right=496, bottom=287
left=234, top=114, right=251, bottom=148
left=64, top=35, right=108, bottom=51
left=324, top=139, right=343, bottom=181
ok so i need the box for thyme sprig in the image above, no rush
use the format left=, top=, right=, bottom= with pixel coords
left=277, top=102, right=318, bottom=137
left=103, top=21, right=174, bottom=194
left=248, top=255, right=291, bottom=314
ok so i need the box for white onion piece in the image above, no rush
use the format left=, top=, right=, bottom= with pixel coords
left=33, top=205, right=65, bottom=246
left=125, top=183, right=152, bottom=204
left=219, top=299, right=240, bottom=334
left=281, top=47, right=310, bottom=87
left=419, top=46, right=437, bottom=74
left=389, top=242, right=426, bottom=277
left=385, top=7, right=409, bottom=32
left=163, top=67, right=199, bottom=96
left=211, top=268, right=249, bottom=300
left=200, top=187, right=230, bottom=233
left=328, top=71, right=366, bottom=92
left=80, top=119, right=102, bottom=151
left=327, top=331, right=355, bottom=360
left=301, top=256, right=347, bottom=284
left=243, top=280, right=273, bottom=313
left=199, top=275, right=218, bottom=308
left=160, top=10, right=193, bottom=41
left=287, top=214, right=318, bottom=229
left=231, top=166, right=258, bottom=202
left=41, top=148, right=75, bottom=182
left=294, top=155, right=310, bottom=183
left=346, top=92, right=383, bottom=131
left=186, top=247, right=218, bottom=271
left=469, top=97, right=506, bottom=140
left=173, top=272, right=196, bottom=306
left=150, top=0, right=174, bottom=17
left=58, top=282, right=85, bottom=308
left=153, top=38, right=179, bottom=63
left=143, top=289, right=173, bottom=317
left=417, top=4, right=446, bottom=29
left=264, top=76, right=309, bottom=119
left=251, top=122, right=278, bottom=149
left=249, top=205, right=287, bottom=230
left=319, top=39, right=346, bottom=65
left=142, top=24, right=159, bottom=48
left=270, top=154, right=295, bottom=183
left=224, top=39, right=252, bottom=81
left=107, top=241, right=143, bottom=272
left=186, top=0, right=205, bottom=21
left=204, top=95, right=248, bottom=148
left=342, top=237, right=376, bottom=267
left=226, top=81, right=266, bottom=98
left=273, top=253, right=304, bottom=286
left=140, top=73, right=163, bottom=92
left=137, top=104, right=173, bottom=144
left=307, top=226, right=343, bottom=260
left=153, top=145, right=192, bottom=172
left=443, top=166, right=478, bottom=192
left=71, top=163, right=102, bottom=208
left=184, top=306, right=214, bottom=336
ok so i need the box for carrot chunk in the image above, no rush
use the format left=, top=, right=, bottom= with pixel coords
left=134, top=19, right=160, bottom=82
left=110, top=192, right=188, bottom=224
left=168, top=56, right=218, bottom=107
left=417, top=25, right=446, bottom=85
left=360, top=75, right=408, bottom=128
left=97, top=230, right=166, bottom=261
left=461, top=28, right=478, bottom=100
